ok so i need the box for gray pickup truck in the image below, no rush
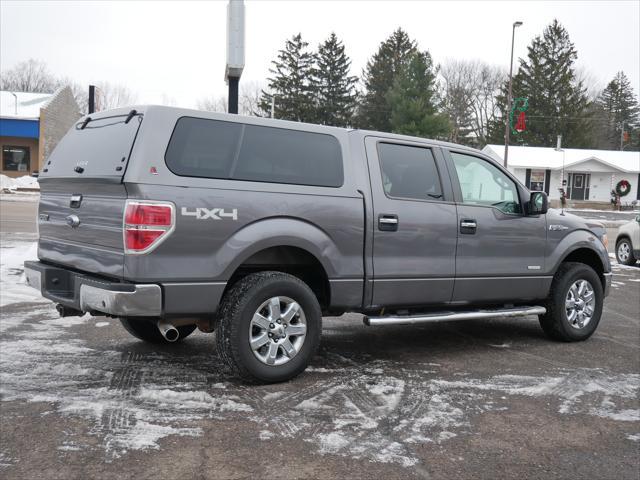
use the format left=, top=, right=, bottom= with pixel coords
left=25, top=106, right=612, bottom=383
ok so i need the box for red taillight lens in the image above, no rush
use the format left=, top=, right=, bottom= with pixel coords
left=125, top=203, right=172, bottom=226
left=124, top=201, right=174, bottom=254
left=125, top=229, right=165, bottom=251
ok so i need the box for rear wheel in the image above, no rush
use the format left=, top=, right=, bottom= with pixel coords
left=119, top=317, right=196, bottom=343
left=616, top=237, right=636, bottom=266
left=539, top=262, right=603, bottom=341
left=215, top=271, right=321, bottom=383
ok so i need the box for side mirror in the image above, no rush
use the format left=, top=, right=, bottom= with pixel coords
left=528, top=191, right=548, bottom=215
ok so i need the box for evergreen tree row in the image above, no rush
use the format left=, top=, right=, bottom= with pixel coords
left=256, top=22, right=639, bottom=150
left=258, top=33, right=358, bottom=126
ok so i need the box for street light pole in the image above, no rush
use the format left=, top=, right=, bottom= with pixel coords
left=504, top=21, right=523, bottom=168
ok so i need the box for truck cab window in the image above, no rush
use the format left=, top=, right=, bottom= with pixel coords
left=450, top=152, right=521, bottom=214
left=377, top=143, right=443, bottom=201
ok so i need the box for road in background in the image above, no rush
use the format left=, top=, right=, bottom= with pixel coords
left=0, top=196, right=38, bottom=234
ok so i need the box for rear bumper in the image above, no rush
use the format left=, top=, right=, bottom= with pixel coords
left=24, top=260, right=161, bottom=317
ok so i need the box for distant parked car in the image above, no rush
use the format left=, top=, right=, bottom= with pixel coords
left=615, top=215, right=640, bottom=266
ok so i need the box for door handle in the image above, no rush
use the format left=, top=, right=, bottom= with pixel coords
left=460, top=219, right=477, bottom=234
left=379, top=214, right=398, bottom=231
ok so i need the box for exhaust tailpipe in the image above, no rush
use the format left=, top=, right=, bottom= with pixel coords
left=56, top=304, right=83, bottom=318
left=157, top=319, right=180, bottom=342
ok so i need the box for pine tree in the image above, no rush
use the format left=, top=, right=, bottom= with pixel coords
left=356, top=28, right=418, bottom=131
left=387, top=52, right=449, bottom=138
left=258, top=34, right=315, bottom=122
left=597, top=71, right=640, bottom=150
left=311, top=33, right=358, bottom=127
left=487, top=20, right=592, bottom=148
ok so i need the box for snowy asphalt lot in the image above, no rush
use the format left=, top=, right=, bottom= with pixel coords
left=1, top=199, right=639, bottom=479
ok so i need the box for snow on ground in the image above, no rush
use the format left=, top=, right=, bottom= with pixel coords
left=0, top=192, right=40, bottom=202
left=1, top=238, right=638, bottom=466
left=566, top=208, right=639, bottom=214
left=0, top=240, right=45, bottom=307
left=0, top=174, right=39, bottom=191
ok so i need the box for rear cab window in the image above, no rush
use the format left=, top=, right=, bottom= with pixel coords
left=40, top=113, right=143, bottom=179
left=165, top=117, right=344, bottom=188
left=377, top=142, right=443, bottom=201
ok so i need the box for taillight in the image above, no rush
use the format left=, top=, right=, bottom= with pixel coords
left=124, top=201, right=175, bottom=254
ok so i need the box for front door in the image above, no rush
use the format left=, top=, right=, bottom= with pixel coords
left=444, top=150, right=548, bottom=303
left=365, top=138, right=458, bottom=308
left=569, top=173, right=589, bottom=200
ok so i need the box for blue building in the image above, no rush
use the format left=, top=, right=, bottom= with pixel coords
left=0, top=88, right=80, bottom=177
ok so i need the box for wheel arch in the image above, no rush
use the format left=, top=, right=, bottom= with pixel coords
left=558, top=247, right=607, bottom=291
left=224, top=245, right=331, bottom=308
left=216, top=218, right=341, bottom=308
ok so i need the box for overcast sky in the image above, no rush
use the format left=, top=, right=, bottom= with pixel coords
left=1, top=0, right=638, bottom=108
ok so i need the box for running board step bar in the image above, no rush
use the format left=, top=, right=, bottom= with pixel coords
left=363, top=306, right=546, bottom=326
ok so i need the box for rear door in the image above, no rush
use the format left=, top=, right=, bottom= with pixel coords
left=37, top=111, right=143, bottom=278
left=365, top=137, right=458, bottom=308
left=444, top=149, right=548, bottom=303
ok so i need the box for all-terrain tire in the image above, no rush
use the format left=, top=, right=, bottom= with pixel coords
left=539, top=262, right=603, bottom=342
left=119, top=317, right=196, bottom=343
left=615, top=237, right=636, bottom=266
left=215, top=271, right=322, bottom=383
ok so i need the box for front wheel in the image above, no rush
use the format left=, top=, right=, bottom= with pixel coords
left=215, top=272, right=322, bottom=383
left=539, top=262, right=603, bottom=341
left=616, top=238, right=636, bottom=266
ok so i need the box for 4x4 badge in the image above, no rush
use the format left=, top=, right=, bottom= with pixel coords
left=549, top=224, right=569, bottom=231
left=181, top=207, right=238, bottom=220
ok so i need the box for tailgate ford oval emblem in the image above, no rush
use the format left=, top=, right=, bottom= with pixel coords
left=66, top=214, right=81, bottom=228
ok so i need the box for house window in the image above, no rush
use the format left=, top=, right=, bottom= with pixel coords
left=2, top=146, right=31, bottom=172
left=529, top=169, right=545, bottom=191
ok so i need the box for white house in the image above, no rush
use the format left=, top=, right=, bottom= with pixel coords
left=482, top=145, right=640, bottom=205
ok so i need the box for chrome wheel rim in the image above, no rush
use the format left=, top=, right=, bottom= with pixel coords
left=249, top=296, right=307, bottom=366
left=565, top=279, right=596, bottom=329
left=617, top=242, right=630, bottom=262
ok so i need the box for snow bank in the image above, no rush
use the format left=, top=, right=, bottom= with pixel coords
left=0, top=240, right=45, bottom=307
left=0, top=174, right=39, bottom=191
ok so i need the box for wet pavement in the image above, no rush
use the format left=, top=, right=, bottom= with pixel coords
left=1, top=238, right=638, bottom=479
left=0, top=199, right=638, bottom=479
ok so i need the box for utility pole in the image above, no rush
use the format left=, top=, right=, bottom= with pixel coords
left=504, top=21, right=523, bottom=168
left=225, top=0, right=245, bottom=114
left=88, top=85, right=96, bottom=114
left=620, top=121, right=625, bottom=151
left=270, top=95, right=276, bottom=118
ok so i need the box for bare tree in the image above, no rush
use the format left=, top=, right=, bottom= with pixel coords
left=0, top=58, right=58, bottom=93
left=441, top=60, right=505, bottom=147
left=469, top=63, right=504, bottom=147
left=440, top=60, right=476, bottom=144
left=95, top=82, right=137, bottom=111
left=197, top=95, right=227, bottom=113
left=197, top=81, right=265, bottom=116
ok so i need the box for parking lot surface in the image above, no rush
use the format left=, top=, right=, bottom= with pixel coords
left=0, top=199, right=638, bottom=479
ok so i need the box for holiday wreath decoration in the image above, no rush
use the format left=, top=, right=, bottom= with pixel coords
left=615, top=179, right=632, bottom=197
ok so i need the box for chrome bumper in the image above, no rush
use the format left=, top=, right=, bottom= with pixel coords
left=603, top=272, right=613, bottom=297
left=24, top=261, right=162, bottom=317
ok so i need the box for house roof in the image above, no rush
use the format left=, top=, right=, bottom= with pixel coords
left=0, top=91, right=54, bottom=120
left=482, top=145, right=640, bottom=174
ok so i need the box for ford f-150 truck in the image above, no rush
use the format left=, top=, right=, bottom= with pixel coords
left=24, top=106, right=612, bottom=383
